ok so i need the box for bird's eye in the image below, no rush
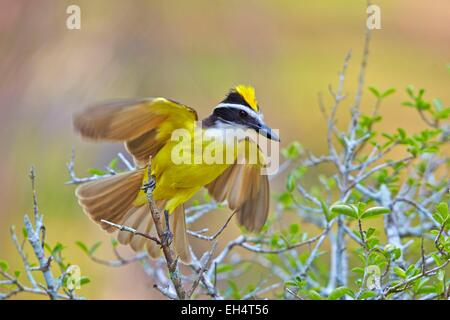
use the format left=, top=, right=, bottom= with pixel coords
left=239, top=110, right=247, bottom=118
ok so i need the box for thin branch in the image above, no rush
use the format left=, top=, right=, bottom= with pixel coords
left=117, top=152, right=135, bottom=170
left=187, top=242, right=217, bottom=298
left=100, top=219, right=161, bottom=245
left=240, top=229, right=329, bottom=254
left=144, top=157, right=186, bottom=300
left=9, top=226, right=38, bottom=288
left=383, top=259, right=450, bottom=296
left=89, top=252, right=148, bottom=267
left=345, top=156, right=414, bottom=195
left=187, top=211, right=236, bottom=241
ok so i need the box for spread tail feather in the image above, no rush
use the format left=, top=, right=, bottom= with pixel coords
left=118, top=203, right=191, bottom=263
left=75, top=171, right=191, bottom=263
left=173, top=205, right=191, bottom=263
left=75, top=169, right=145, bottom=232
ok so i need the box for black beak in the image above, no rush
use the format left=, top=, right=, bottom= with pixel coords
left=254, top=122, right=280, bottom=141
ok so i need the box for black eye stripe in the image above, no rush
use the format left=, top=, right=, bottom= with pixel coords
left=213, top=107, right=261, bottom=129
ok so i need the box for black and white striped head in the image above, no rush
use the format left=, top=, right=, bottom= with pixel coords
left=204, top=85, right=279, bottom=141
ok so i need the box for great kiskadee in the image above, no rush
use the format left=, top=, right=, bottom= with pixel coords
left=73, top=85, right=279, bottom=263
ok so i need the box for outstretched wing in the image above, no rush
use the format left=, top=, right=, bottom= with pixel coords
left=73, top=97, right=198, bottom=166
left=206, top=139, right=270, bottom=232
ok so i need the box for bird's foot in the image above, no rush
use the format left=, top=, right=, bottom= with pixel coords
left=161, top=230, right=173, bottom=247
left=161, top=210, right=173, bottom=247
left=142, top=175, right=156, bottom=194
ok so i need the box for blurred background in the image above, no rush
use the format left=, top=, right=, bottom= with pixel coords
left=0, top=0, right=448, bottom=299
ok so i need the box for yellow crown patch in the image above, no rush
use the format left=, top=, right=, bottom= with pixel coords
left=235, top=85, right=258, bottom=112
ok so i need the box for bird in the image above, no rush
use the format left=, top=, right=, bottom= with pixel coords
left=73, top=85, right=279, bottom=263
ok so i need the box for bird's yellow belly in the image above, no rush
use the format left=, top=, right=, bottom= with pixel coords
left=133, top=134, right=234, bottom=213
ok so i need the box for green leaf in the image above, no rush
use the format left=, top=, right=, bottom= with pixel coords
left=328, top=286, right=354, bottom=300
left=202, top=191, right=211, bottom=203
left=277, top=192, right=293, bottom=208
left=286, top=173, right=296, bottom=192
left=111, top=238, right=119, bottom=248
left=393, top=266, right=406, bottom=278
left=320, top=199, right=335, bottom=222
left=216, top=264, right=234, bottom=274
left=406, top=85, right=414, bottom=97
left=14, top=270, right=21, bottom=278
left=80, top=276, right=90, bottom=286
left=397, top=128, right=407, bottom=141
left=44, top=243, right=52, bottom=254
left=88, top=168, right=108, bottom=176
left=366, top=228, right=376, bottom=239
left=227, top=280, right=241, bottom=299
left=369, top=86, right=381, bottom=98
left=436, top=202, right=449, bottom=219
left=22, top=226, right=28, bottom=239
left=0, top=260, right=9, bottom=272
left=433, top=202, right=448, bottom=226
left=433, top=212, right=444, bottom=225
left=289, top=224, right=300, bottom=235
left=361, top=206, right=390, bottom=219
left=281, top=141, right=303, bottom=159
left=75, top=241, right=89, bottom=255
left=51, top=243, right=64, bottom=256
left=89, top=241, right=102, bottom=255
left=330, top=204, right=358, bottom=219
left=366, top=238, right=380, bottom=249
left=308, top=290, right=323, bottom=300
left=381, top=88, right=396, bottom=98
left=416, top=285, right=437, bottom=295
left=108, top=158, right=119, bottom=170
left=359, top=290, right=377, bottom=299
left=351, top=267, right=365, bottom=275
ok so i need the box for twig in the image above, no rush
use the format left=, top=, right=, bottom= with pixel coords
left=66, top=148, right=114, bottom=185
left=100, top=219, right=161, bottom=245
left=240, top=229, right=328, bottom=254
left=345, top=156, right=414, bottom=195
left=144, top=157, right=186, bottom=300
left=117, top=152, right=135, bottom=170
left=242, top=282, right=281, bottom=300
left=9, top=226, right=37, bottom=288
left=188, top=242, right=217, bottom=298
left=383, top=259, right=450, bottom=296
left=89, top=251, right=148, bottom=267
left=187, top=211, right=236, bottom=241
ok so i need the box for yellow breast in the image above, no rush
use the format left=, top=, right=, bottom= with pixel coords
left=133, top=126, right=236, bottom=213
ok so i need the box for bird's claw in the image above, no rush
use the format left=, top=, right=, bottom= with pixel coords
left=142, top=176, right=156, bottom=193
left=161, top=229, right=173, bottom=247
left=161, top=210, right=172, bottom=247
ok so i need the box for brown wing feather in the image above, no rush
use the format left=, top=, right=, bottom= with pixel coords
left=116, top=202, right=190, bottom=262
left=207, top=164, right=270, bottom=232
left=173, top=205, right=191, bottom=263
left=74, top=97, right=196, bottom=261
left=74, top=97, right=197, bottom=166
left=124, top=129, right=166, bottom=167
left=73, top=98, right=167, bottom=141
